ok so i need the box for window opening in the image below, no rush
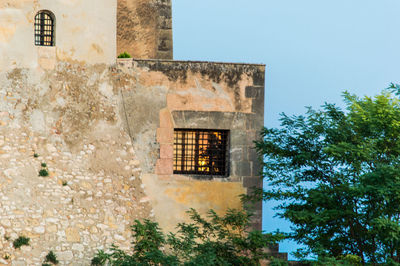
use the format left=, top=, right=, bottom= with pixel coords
left=35, top=11, right=55, bottom=46
left=174, top=129, right=229, bottom=176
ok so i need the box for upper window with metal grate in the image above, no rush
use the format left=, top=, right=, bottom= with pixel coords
left=34, top=11, right=55, bottom=46
left=174, top=129, right=229, bottom=176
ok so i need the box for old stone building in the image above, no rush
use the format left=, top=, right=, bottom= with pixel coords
left=0, top=0, right=265, bottom=264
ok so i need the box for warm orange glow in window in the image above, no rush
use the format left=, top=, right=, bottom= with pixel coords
left=173, top=129, right=229, bottom=176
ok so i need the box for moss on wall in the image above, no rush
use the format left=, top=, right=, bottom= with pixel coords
left=134, top=60, right=265, bottom=88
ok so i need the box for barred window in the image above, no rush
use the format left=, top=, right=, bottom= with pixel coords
left=174, top=129, right=229, bottom=176
left=34, top=11, right=55, bottom=46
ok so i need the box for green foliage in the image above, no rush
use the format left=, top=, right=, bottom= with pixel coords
left=44, top=251, right=59, bottom=265
left=62, top=180, right=68, bottom=186
left=39, top=162, right=49, bottom=177
left=91, top=250, right=110, bottom=265
left=254, top=84, right=400, bottom=264
left=34, top=153, right=39, bottom=158
left=308, top=254, right=362, bottom=266
left=117, top=52, right=131, bottom=58
left=39, top=169, right=49, bottom=177
left=13, top=236, right=30, bottom=249
left=342, top=254, right=362, bottom=265
left=92, top=208, right=284, bottom=265
left=269, top=258, right=289, bottom=266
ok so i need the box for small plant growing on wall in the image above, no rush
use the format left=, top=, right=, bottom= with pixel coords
left=43, top=250, right=59, bottom=265
left=39, top=162, right=49, bottom=177
left=13, top=236, right=30, bottom=249
left=39, top=168, right=49, bottom=177
left=117, top=52, right=131, bottom=58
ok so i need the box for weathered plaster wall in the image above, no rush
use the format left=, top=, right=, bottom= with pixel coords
left=0, top=0, right=265, bottom=264
left=117, top=0, right=173, bottom=59
left=0, top=0, right=116, bottom=70
left=0, top=63, right=152, bottom=265
left=0, top=57, right=264, bottom=263
left=117, top=59, right=265, bottom=233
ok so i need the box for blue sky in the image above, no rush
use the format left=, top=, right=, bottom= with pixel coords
left=172, top=0, right=400, bottom=259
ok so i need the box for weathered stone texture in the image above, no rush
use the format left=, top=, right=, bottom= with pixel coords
left=0, top=63, right=152, bottom=265
left=0, top=0, right=267, bottom=264
left=117, top=59, right=265, bottom=232
left=117, top=0, right=173, bottom=59
left=0, top=58, right=264, bottom=264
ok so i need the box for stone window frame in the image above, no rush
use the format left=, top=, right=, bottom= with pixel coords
left=173, top=128, right=230, bottom=177
left=34, top=10, right=56, bottom=47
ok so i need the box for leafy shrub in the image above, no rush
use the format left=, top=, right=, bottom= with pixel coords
left=117, top=52, right=131, bottom=58
left=269, top=258, right=289, bottom=266
left=44, top=250, right=59, bottom=265
left=39, top=162, right=49, bottom=177
left=39, top=169, right=49, bottom=177
left=310, top=255, right=362, bottom=266
left=13, top=236, right=30, bottom=249
left=92, top=208, right=284, bottom=265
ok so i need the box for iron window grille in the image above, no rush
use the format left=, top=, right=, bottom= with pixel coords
left=174, top=129, right=229, bottom=176
left=34, top=11, right=55, bottom=46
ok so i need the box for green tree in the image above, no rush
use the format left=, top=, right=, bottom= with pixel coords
left=92, top=208, right=284, bottom=266
left=254, top=84, right=400, bottom=264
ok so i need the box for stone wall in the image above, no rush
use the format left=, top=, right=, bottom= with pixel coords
left=117, top=0, right=173, bottom=59
left=0, top=63, right=152, bottom=265
left=117, top=59, right=265, bottom=232
left=0, top=0, right=117, bottom=70
left=0, top=1, right=267, bottom=264
left=0, top=58, right=264, bottom=264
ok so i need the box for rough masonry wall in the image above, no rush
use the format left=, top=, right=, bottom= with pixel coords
left=0, top=57, right=264, bottom=264
left=0, top=63, right=152, bottom=265
left=0, top=0, right=116, bottom=70
left=117, top=59, right=265, bottom=232
left=117, top=0, right=173, bottom=59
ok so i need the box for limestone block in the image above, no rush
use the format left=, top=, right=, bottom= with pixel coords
left=90, top=226, right=98, bottom=234
left=57, top=251, right=73, bottom=261
left=156, top=128, right=173, bottom=144
left=159, top=108, right=173, bottom=128
left=47, top=224, right=57, bottom=233
left=33, top=226, right=45, bottom=234
left=71, top=243, right=84, bottom=251
left=1, top=219, right=11, bottom=227
left=65, top=227, right=81, bottom=242
left=12, top=261, right=26, bottom=266
left=155, top=159, right=173, bottom=175
left=159, top=144, right=173, bottom=159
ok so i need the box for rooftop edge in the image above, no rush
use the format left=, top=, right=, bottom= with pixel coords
left=117, top=58, right=265, bottom=67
